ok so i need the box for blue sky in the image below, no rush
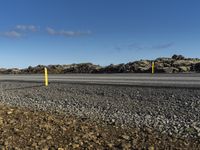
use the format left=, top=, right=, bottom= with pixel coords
left=0, top=0, right=200, bottom=68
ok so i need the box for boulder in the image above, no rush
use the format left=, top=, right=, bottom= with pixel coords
left=124, top=62, right=136, bottom=73
left=48, top=65, right=64, bottom=74
left=100, top=64, right=126, bottom=73
left=3, top=68, right=21, bottom=74
left=0, top=68, right=7, bottom=74
left=172, top=60, right=194, bottom=67
left=31, top=65, right=46, bottom=74
left=156, top=57, right=173, bottom=62
left=194, top=63, right=200, bottom=72
left=178, top=66, right=190, bottom=72
left=155, top=67, right=179, bottom=73
left=137, top=60, right=151, bottom=67
left=124, top=60, right=151, bottom=73
left=172, top=54, right=185, bottom=60
left=137, top=66, right=151, bottom=73
left=63, top=63, right=101, bottom=73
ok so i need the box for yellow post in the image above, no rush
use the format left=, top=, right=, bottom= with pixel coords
left=44, top=67, right=48, bottom=86
left=152, top=62, right=155, bottom=74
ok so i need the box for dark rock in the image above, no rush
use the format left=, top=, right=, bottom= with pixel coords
left=6, top=68, right=20, bottom=74
left=178, top=66, right=190, bottom=72
left=194, top=63, right=200, bottom=72
left=172, top=60, right=194, bottom=68
left=0, top=68, right=7, bottom=74
left=124, top=60, right=151, bottom=73
left=63, top=63, right=101, bottom=73
left=25, top=65, right=46, bottom=74
left=155, top=67, right=178, bottom=73
left=100, top=64, right=126, bottom=73
left=156, top=57, right=173, bottom=62
left=172, top=54, right=185, bottom=60
left=48, top=65, right=64, bottom=74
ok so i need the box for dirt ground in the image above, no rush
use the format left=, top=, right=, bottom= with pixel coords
left=0, top=104, right=198, bottom=149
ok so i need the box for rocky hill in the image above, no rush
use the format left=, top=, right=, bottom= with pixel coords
left=1, top=54, right=200, bottom=74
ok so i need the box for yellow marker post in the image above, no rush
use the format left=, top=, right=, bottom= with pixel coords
left=44, top=67, right=48, bottom=86
left=152, top=62, right=155, bottom=74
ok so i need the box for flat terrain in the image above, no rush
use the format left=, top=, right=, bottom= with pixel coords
left=0, top=104, right=198, bottom=149
left=0, top=80, right=199, bottom=149
left=1, top=73, right=200, bottom=87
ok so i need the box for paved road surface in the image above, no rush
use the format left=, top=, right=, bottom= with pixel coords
left=0, top=73, right=200, bottom=88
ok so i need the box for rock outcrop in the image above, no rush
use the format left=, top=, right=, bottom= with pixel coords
left=1, top=55, right=200, bottom=74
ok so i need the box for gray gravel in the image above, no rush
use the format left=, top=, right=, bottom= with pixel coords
left=0, top=81, right=200, bottom=139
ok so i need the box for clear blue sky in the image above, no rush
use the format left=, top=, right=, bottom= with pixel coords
left=0, top=0, right=200, bottom=68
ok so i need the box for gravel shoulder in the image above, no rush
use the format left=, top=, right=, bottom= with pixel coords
left=0, top=104, right=199, bottom=149
left=0, top=81, right=200, bottom=149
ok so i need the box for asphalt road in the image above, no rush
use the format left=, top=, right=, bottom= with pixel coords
left=0, top=73, right=200, bottom=88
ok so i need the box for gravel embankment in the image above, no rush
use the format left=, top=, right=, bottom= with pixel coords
left=0, top=81, right=200, bottom=141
